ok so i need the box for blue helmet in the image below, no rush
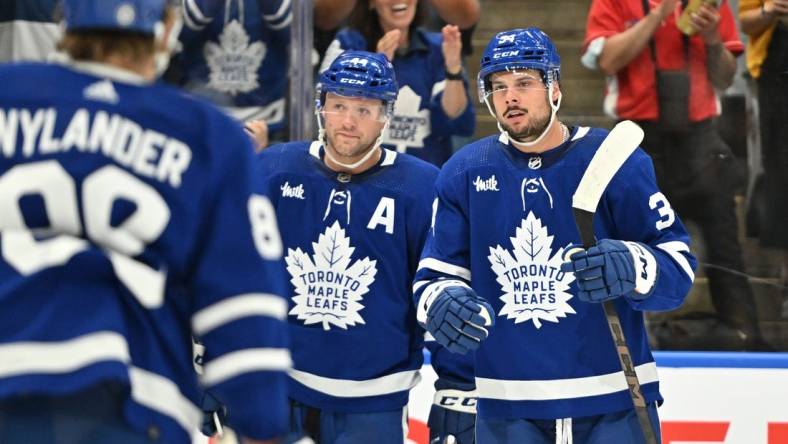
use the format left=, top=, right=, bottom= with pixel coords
left=477, top=27, right=561, bottom=103
left=62, top=0, right=167, bottom=35
left=317, top=50, right=399, bottom=109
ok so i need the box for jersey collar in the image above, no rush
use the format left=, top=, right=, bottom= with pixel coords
left=499, top=126, right=591, bottom=169
left=309, top=141, right=398, bottom=182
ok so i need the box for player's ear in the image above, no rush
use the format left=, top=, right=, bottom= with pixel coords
left=551, top=80, right=562, bottom=104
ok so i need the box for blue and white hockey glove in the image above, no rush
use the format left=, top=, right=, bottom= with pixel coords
left=561, top=239, right=658, bottom=303
left=429, top=383, right=477, bottom=444
left=423, top=284, right=494, bottom=354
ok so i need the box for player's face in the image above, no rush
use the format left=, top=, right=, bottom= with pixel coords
left=322, top=93, right=386, bottom=162
left=372, top=0, right=418, bottom=31
left=488, top=69, right=558, bottom=142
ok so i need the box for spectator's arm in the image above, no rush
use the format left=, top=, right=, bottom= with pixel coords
left=596, top=0, right=677, bottom=74
left=314, top=0, right=356, bottom=30
left=429, top=0, right=480, bottom=29
left=440, top=25, right=468, bottom=119
left=705, top=42, right=736, bottom=89
left=692, top=3, right=736, bottom=90
left=740, top=0, right=788, bottom=36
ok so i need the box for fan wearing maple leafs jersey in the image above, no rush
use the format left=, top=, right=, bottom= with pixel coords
left=414, top=28, right=697, bottom=443
left=319, top=0, right=476, bottom=167
left=171, top=0, right=290, bottom=136
left=256, top=50, right=466, bottom=444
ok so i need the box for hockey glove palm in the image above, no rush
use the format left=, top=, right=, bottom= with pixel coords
left=561, top=239, right=658, bottom=303
left=429, top=387, right=477, bottom=444
left=426, top=286, right=494, bottom=354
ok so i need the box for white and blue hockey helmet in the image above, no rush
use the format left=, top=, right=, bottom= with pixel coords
left=62, top=0, right=168, bottom=35
left=477, top=27, right=561, bottom=104
left=317, top=50, right=399, bottom=120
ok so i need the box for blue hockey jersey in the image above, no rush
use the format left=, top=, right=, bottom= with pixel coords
left=256, top=142, right=438, bottom=412
left=0, top=61, right=290, bottom=443
left=321, top=28, right=476, bottom=167
left=177, top=0, right=291, bottom=130
left=414, top=127, right=697, bottom=420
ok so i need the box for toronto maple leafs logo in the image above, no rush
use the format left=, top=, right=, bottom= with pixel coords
left=285, top=222, right=377, bottom=331
left=204, top=20, right=265, bottom=95
left=488, top=212, right=576, bottom=328
left=382, top=86, right=430, bottom=152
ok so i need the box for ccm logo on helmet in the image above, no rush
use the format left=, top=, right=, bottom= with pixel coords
left=340, top=78, right=366, bottom=85
left=493, top=50, right=520, bottom=58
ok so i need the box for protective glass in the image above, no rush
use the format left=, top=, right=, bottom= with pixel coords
left=320, top=101, right=387, bottom=124
left=483, top=71, right=548, bottom=102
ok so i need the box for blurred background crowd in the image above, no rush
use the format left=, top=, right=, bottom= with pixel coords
left=3, top=0, right=786, bottom=352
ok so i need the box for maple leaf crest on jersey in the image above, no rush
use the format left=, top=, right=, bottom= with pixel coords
left=286, top=221, right=378, bottom=331
left=488, top=211, right=576, bottom=328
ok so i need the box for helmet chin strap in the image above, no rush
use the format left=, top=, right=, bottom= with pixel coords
left=315, top=109, right=390, bottom=171
left=487, top=82, right=563, bottom=149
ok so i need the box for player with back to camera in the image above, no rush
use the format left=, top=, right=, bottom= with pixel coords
left=0, top=1, right=291, bottom=443
left=414, top=27, right=698, bottom=443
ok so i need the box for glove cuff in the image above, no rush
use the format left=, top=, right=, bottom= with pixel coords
left=433, top=388, right=478, bottom=414
left=416, top=279, right=471, bottom=324
left=620, top=241, right=658, bottom=298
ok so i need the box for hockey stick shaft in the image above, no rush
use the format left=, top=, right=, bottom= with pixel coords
left=574, top=207, right=658, bottom=444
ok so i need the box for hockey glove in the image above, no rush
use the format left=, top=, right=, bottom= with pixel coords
left=429, top=384, right=477, bottom=444
left=560, top=239, right=658, bottom=303
left=426, top=286, right=494, bottom=354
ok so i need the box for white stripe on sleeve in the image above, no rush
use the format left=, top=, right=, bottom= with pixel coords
left=417, top=257, right=471, bottom=281
left=657, top=241, right=695, bottom=282
left=201, top=348, right=292, bottom=386
left=192, top=293, right=287, bottom=336
left=0, top=331, right=129, bottom=378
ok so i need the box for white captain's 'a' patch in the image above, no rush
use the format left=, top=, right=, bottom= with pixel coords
left=285, top=221, right=377, bottom=331
left=488, top=212, right=576, bottom=328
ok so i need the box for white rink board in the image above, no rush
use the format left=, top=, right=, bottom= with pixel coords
left=406, top=352, right=788, bottom=444
left=200, top=352, right=788, bottom=444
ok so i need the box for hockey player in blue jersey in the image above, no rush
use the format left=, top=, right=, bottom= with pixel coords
left=255, top=49, right=473, bottom=444
left=0, top=1, right=291, bottom=443
left=414, top=28, right=698, bottom=443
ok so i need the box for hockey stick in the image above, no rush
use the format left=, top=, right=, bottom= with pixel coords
left=570, top=120, right=658, bottom=444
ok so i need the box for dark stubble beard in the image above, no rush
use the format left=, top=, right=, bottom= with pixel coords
left=501, top=106, right=552, bottom=143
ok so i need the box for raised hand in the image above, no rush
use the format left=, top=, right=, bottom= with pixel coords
left=692, top=2, right=722, bottom=44
left=441, top=24, right=463, bottom=75
left=376, top=29, right=401, bottom=62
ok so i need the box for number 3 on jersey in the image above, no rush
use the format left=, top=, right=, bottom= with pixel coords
left=649, top=192, right=675, bottom=230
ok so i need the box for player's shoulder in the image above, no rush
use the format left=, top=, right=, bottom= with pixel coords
left=0, top=62, right=65, bottom=92
left=389, top=150, right=440, bottom=179
left=255, top=141, right=313, bottom=173
left=379, top=150, right=439, bottom=202
left=439, top=135, right=501, bottom=177
left=569, top=125, right=654, bottom=178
